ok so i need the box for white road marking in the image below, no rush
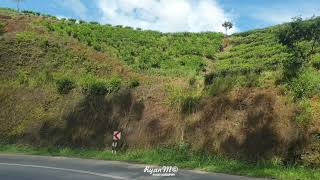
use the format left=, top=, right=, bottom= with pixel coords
left=0, top=162, right=133, bottom=180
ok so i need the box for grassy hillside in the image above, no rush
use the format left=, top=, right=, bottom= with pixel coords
left=0, top=7, right=320, bottom=174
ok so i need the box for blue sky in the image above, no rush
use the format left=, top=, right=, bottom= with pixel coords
left=0, top=0, right=319, bottom=33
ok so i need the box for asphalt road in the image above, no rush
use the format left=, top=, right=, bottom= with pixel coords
left=0, top=154, right=266, bottom=180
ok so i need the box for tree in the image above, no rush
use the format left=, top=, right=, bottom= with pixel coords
left=12, top=0, right=25, bottom=12
left=277, top=16, right=320, bottom=80
left=222, top=21, right=233, bottom=35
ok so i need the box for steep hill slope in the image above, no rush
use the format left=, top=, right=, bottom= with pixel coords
left=0, top=8, right=320, bottom=167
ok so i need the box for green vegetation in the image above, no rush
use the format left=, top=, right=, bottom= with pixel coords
left=80, top=75, right=122, bottom=96
left=0, top=22, right=4, bottom=35
left=80, top=75, right=109, bottom=96
left=166, top=85, right=201, bottom=114
left=41, top=19, right=223, bottom=76
left=207, top=76, right=235, bottom=96
left=278, top=16, right=320, bottom=81
left=0, top=144, right=319, bottom=180
left=129, top=78, right=140, bottom=88
left=290, top=68, right=320, bottom=99
left=1, top=8, right=320, bottom=178
left=214, top=28, right=289, bottom=76
left=222, top=21, right=233, bottom=35
left=56, top=77, right=75, bottom=95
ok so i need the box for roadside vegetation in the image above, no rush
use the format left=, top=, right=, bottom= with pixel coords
left=0, top=144, right=319, bottom=180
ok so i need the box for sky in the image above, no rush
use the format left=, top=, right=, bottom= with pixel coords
left=0, top=0, right=319, bottom=33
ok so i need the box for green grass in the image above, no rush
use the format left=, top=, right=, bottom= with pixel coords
left=0, top=144, right=319, bottom=180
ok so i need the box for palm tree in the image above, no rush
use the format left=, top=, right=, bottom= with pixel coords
left=12, top=0, right=25, bottom=12
left=222, top=21, right=233, bottom=36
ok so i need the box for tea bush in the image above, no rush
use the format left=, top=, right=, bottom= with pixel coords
left=42, top=19, right=223, bottom=76
left=56, top=77, right=75, bottom=95
left=107, top=76, right=122, bottom=93
left=80, top=75, right=108, bottom=96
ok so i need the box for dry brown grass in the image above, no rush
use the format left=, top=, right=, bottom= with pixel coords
left=185, top=88, right=303, bottom=161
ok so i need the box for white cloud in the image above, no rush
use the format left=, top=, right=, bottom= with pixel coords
left=96, top=0, right=237, bottom=33
left=55, top=0, right=88, bottom=19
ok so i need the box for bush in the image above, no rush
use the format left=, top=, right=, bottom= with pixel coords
left=16, top=31, right=38, bottom=42
left=290, top=68, right=320, bottom=99
left=313, top=60, right=320, bottom=70
left=312, top=55, right=320, bottom=70
left=93, top=43, right=102, bottom=51
left=0, top=22, right=5, bottom=35
left=277, top=17, right=320, bottom=81
left=301, top=134, right=320, bottom=167
left=207, top=76, right=234, bottom=96
left=56, top=77, right=75, bottom=94
left=86, top=81, right=108, bottom=96
left=188, top=76, right=197, bottom=87
left=108, top=76, right=122, bottom=92
left=129, top=79, right=140, bottom=88
left=295, top=98, right=313, bottom=124
left=16, top=70, right=29, bottom=85
left=243, top=73, right=260, bottom=87
left=35, top=70, right=53, bottom=85
left=81, top=77, right=108, bottom=96
left=80, top=75, right=122, bottom=96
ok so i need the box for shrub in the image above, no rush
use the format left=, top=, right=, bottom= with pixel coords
left=313, top=60, right=320, bottom=70
left=295, top=98, right=313, bottom=124
left=188, top=76, right=197, bottom=87
left=290, top=68, right=320, bottom=99
left=129, top=79, right=140, bottom=88
left=56, top=77, right=75, bottom=95
left=35, top=70, right=53, bottom=85
left=207, top=76, right=235, bottom=96
left=16, top=31, right=38, bottom=42
left=93, top=44, right=102, bottom=51
left=87, top=81, right=108, bottom=96
left=0, top=22, right=5, bottom=35
left=16, top=70, right=29, bottom=85
left=108, top=76, right=122, bottom=92
left=301, top=134, right=320, bottom=167
left=69, top=19, right=77, bottom=23
left=243, top=73, right=260, bottom=87
left=312, top=55, right=320, bottom=70
left=277, top=17, right=320, bottom=81
left=90, top=21, right=99, bottom=25
left=81, top=76, right=108, bottom=96
left=80, top=75, right=122, bottom=96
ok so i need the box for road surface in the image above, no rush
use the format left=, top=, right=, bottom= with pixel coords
left=0, top=154, right=266, bottom=180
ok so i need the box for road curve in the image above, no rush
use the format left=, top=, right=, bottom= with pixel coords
left=0, top=154, right=265, bottom=180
